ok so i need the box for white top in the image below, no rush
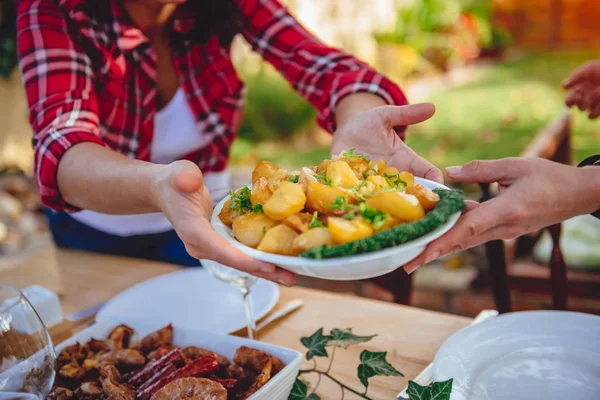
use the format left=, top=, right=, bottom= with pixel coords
left=70, top=89, right=231, bottom=236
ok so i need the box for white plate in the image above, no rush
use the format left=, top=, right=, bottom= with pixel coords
left=212, top=177, right=461, bottom=280
left=56, top=319, right=302, bottom=400
left=432, top=311, right=600, bottom=400
left=96, top=269, right=279, bottom=334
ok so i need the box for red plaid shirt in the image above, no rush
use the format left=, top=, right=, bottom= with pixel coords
left=17, top=0, right=408, bottom=212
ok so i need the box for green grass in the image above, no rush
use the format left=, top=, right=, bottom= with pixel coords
left=232, top=50, right=600, bottom=169
left=407, top=50, right=600, bottom=168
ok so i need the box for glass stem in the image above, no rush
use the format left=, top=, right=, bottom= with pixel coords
left=240, top=285, right=257, bottom=340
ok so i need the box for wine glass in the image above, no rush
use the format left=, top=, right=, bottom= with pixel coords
left=0, top=286, right=56, bottom=399
left=201, top=259, right=259, bottom=340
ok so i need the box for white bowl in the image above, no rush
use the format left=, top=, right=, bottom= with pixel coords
left=211, top=177, right=461, bottom=280
left=55, top=319, right=302, bottom=400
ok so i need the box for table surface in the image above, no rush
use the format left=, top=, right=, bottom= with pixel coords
left=1, top=245, right=471, bottom=399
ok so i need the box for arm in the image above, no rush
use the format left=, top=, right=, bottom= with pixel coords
left=404, top=158, right=600, bottom=273
left=236, top=0, right=441, bottom=180
left=235, top=0, right=407, bottom=132
left=17, top=0, right=293, bottom=285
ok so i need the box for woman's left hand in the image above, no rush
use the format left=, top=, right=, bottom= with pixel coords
left=331, top=102, right=443, bottom=182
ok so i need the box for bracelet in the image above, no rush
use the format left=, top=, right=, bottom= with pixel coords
left=577, top=154, right=600, bottom=219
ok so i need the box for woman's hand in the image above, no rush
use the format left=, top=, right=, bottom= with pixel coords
left=564, top=60, right=600, bottom=119
left=403, top=157, right=600, bottom=273
left=152, top=160, right=296, bottom=286
left=332, top=98, right=443, bottom=182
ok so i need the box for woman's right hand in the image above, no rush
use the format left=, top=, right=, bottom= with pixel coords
left=152, top=160, right=296, bottom=286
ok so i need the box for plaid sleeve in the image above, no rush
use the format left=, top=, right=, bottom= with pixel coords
left=17, top=0, right=107, bottom=212
left=236, top=0, right=408, bottom=135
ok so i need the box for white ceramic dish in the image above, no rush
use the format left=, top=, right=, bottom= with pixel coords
left=55, top=319, right=302, bottom=400
left=212, top=177, right=461, bottom=280
left=96, top=269, right=279, bottom=334
left=432, top=311, right=600, bottom=400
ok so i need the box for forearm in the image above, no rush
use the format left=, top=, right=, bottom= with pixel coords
left=57, top=143, right=167, bottom=214
left=575, top=166, right=600, bottom=215
left=335, top=93, right=387, bottom=128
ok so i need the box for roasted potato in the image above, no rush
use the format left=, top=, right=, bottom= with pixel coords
left=328, top=217, right=374, bottom=244
left=306, top=181, right=354, bottom=214
left=291, top=227, right=334, bottom=255
left=346, top=157, right=370, bottom=175
left=282, top=212, right=313, bottom=233
left=252, top=161, right=279, bottom=185
left=366, top=191, right=425, bottom=222
left=327, top=160, right=361, bottom=188
left=369, top=159, right=387, bottom=174
left=257, top=225, right=299, bottom=255
left=367, top=175, right=389, bottom=190
left=399, top=171, right=415, bottom=187
left=406, top=184, right=440, bottom=211
left=232, top=212, right=278, bottom=248
left=267, top=169, right=292, bottom=193
left=381, top=166, right=400, bottom=177
left=263, top=181, right=306, bottom=221
left=316, top=159, right=331, bottom=173
left=251, top=177, right=273, bottom=206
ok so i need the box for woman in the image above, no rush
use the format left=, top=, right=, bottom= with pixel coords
left=18, top=0, right=440, bottom=285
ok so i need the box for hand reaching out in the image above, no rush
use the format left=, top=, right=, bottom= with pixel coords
left=563, top=60, right=600, bottom=119
left=404, top=157, right=600, bottom=273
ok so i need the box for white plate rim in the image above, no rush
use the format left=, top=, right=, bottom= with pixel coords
left=95, top=269, right=280, bottom=334
left=432, top=310, right=600, bottom=397
left=211, top=177, right=462, bottom=266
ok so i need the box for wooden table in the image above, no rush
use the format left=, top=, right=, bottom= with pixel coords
left=2, top=246, right=471, bottom=399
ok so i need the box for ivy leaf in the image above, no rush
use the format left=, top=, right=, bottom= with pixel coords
left=328, top=328, right=377, bottom=349
left=406, top=379, right=453, bottom=400
left=406, top=381, right=430, bottom=400
left=357, top=350, right=403, bottom=389
left=289, top=378, right=321, bottom=400
left=430, top=379, right=453, bottom=400
left=300, top=328, right=330, bottom=360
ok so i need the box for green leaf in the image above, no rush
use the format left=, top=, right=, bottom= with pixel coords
left=406, top=379, right=453, bottom=400
left=406, top=380, right=430, bottom=400
left=287, top=174, right=300, bottom=183
left=289, top=378, right=321, bottom=400
left=328, top=328, right=377, bottom=349
left=300, top=328, right=330, bottom=360
left=252, top=203, right=264, bottom=213
left=309, top=212, right=325, bottom=228
left=430, top=379, right=453, bottom=400
left=357, top=350, right=403, bottom=389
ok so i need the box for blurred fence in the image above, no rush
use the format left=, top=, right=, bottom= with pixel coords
left=495, top=0, right=600, bottom=47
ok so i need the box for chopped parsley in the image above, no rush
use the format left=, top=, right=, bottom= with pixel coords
left=327, top=196, right=354, bottom=212
left=313, top=170, right=333, bottom=186
left=362, top=172, right=369, bottom=179
left=358, top=202, right=389, bottom=230
left=252, top=204, right=264, bottom=213
left=349, top=188, right=367, bottom=201
left=383, top=172, right=407, bottom=188
left=286, top=174, right=300, bottom=183
left=229, top=187, right=252, bottom=214
left=309, top=212, right=325, bottom=228
left=261, top=226, right=267, bottom=235
left=342, top=148, right=370, bottom=162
